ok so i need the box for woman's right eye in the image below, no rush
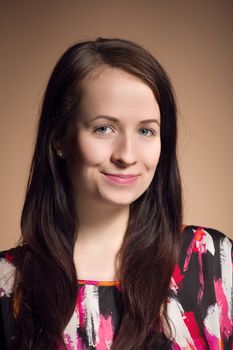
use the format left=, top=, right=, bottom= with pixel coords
left=94, top=126, right=114, bottom=134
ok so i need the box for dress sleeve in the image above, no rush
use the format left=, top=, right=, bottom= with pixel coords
left=0, top=249, right=17, bottom=349
left=0, top=293, right=7, bottom=349
left=208, top=228, right=233, bottom=348
left=168, top=226, right=233, bottom=350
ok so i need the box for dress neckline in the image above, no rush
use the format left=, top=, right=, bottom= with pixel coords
left=78, top=279, right=121, bottom=287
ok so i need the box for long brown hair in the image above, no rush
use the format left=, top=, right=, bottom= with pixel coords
left=13, top=37, right=182, bottom=349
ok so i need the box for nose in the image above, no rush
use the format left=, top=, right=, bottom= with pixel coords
left=110, top=133, right=137, bottom=167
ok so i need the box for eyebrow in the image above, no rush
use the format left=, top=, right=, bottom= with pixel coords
left=90, top=115, right=160, bottom=126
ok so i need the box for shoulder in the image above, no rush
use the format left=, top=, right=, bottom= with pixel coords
left=0, top=246, right=26, bottom=298
left=168, top=226, right=232, bottom=348
left=180, top=224, right=232, bottom=260
left=181, top=224, right=232, bottom=243
left=0, top=247, right=26, bottom=347
left=177, top=224, right=232, bottom=287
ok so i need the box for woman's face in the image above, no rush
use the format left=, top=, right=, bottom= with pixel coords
left=64, top=67, right=161, bottom=208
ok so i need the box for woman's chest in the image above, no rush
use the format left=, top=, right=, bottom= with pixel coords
left=63, top=282, right=123, bottom=349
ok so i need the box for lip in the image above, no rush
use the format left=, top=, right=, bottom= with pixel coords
left=102, top=173, right=140, bottom=185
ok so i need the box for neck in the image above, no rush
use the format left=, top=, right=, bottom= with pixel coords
left=75, top=199, right=130, bottom=246
left=73, top=200, right=129, bottom=281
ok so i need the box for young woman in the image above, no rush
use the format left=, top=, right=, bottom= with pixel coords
left=0, top=37, right=232, bottom=350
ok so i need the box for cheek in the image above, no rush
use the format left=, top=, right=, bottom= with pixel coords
left=76, top=137, right=109, bottom=166
left=142, top=142, right=161, bottom=172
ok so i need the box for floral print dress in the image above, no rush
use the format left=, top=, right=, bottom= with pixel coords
left=0, top=225, right=232, bottom=349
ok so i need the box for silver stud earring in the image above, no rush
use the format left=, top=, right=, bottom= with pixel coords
left=57, top=150, right=64, bottom=158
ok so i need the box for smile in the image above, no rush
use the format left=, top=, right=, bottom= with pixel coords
left=102, top=173, right=139, bottom=185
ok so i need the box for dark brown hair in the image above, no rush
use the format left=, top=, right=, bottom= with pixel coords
left=13, top=37, right=182, bottom=349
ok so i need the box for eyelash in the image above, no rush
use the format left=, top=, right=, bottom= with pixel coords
left=93, top=126, right=157, bottom=137
left=138, top=128, right=156, bottom=137
left=94, top=125, right=113, bottom=134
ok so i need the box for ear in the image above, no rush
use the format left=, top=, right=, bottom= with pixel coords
left=51, top=130, right=66, bottom=158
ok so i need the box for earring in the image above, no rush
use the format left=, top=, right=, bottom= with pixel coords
left=56, top=149, right=64, bottom=158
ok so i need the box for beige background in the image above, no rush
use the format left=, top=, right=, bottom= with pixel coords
left=0, top=0, right=232, bottom=250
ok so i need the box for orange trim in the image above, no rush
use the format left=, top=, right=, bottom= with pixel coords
left=78, top=279, right=121, bottom=287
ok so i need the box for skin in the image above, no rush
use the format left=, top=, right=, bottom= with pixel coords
left=61, top=67, right=161, bottom=281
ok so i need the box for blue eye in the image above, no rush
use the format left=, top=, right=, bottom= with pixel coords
left=94, top=126, right=113, bottom=134
left=139, top=128, right=155, bottom=137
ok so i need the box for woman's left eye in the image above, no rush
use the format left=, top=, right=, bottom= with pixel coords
left=94, top=126, right=113, bottom=134
left=138, top=128, right=156, bottom=137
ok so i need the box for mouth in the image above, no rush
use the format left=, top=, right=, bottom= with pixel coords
left=102, top=173, right=140, bottom=185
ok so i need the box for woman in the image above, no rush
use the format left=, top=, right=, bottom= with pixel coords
left=0, top=37, right=232, bottom=349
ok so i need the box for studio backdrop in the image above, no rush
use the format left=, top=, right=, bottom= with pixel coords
left=0, top=0, right=232, bottom=249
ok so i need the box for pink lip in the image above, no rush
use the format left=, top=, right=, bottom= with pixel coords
left=102, top=173, right=139, bottom=185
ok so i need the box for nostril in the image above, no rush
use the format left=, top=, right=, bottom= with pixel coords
left=111, top=137, right=137, bottom=166
left=111, top=157, right=137, bottom=167
left=112, top=159, right=128, bottom=167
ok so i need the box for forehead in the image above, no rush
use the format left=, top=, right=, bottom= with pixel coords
left=79, top=67, right=160, bottom=120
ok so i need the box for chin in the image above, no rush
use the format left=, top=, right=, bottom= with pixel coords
left=103, top=197, right=133, bottom=207
left=99, top=191, right=144, bottom=207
